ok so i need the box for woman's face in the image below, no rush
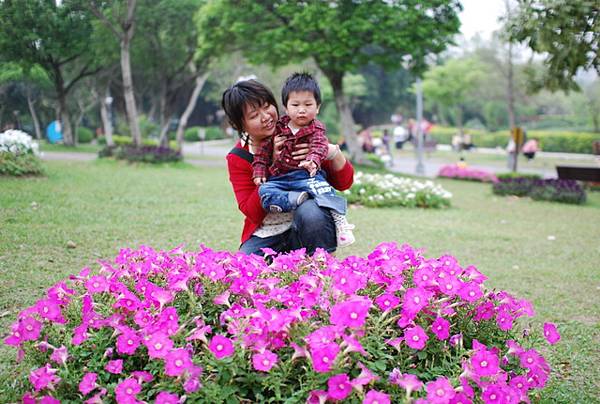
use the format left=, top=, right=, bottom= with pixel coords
left=242, top=101, right=278, bottom=143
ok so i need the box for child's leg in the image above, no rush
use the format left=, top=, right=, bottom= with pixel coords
left=259, top=172, right=310, bottom=212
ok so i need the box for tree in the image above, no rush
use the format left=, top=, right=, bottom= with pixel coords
left=89, top=0, right=143, bottom=146
left=507, top=0, right=600, bottom=92
left=0, top=0, right=99, bottom=145
left=421, top=57, right=486, bottom=136
left=197, top=0, right=461, bottom=162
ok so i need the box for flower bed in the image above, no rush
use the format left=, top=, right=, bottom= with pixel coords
left=493, top=178, right=586, bottom=204
left=99, top=145, right=182, bottom=164
left=345, top=172, right=452, bottom=208
left=0, top=129, right=43, bottom=176
left=437, top=164, right=498, bottom=183
left=5, top=243, right=559, bottom=403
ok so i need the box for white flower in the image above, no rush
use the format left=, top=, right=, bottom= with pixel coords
left=0, top=129, right=39, bottom=156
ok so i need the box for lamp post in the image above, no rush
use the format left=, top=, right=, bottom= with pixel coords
left=105, top=95, right=114, bottom=135
left=415, top=78, right=425, bottom=176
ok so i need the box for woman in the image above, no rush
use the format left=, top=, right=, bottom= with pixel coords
left=222, top=79, right=354, bottom=255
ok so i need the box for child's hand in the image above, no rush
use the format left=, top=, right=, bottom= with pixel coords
left=254, top=177, right=266, bottom=185
left=299, top=160, right=318, bottom=177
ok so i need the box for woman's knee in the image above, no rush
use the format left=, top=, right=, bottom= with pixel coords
left=293, top=200, right=329, bottom=231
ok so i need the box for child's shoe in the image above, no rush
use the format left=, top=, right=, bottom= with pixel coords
left=331, top=212, right=355, bottom=248
left=288, top=191, right=309, bottom=209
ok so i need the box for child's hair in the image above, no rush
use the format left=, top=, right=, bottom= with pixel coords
left=221, top=79, right=278, bottom=135
left=281, top=72, right=321, bottom=107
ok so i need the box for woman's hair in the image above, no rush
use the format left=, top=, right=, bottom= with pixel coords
left=281, top=72, right=321, bottom=107
left=221, top=80, right=278, bottom=137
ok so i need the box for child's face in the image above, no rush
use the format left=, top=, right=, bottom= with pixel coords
left=285, top=91, right=320, bottom=128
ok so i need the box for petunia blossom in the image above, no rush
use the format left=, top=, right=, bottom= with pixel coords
left=330, top=297, right=372, bottom=329
left=470, top=348, right=500, bottom=377
left=208, top=335, right=235, bottom=359
left=115, top=378, right=141, bottom=403
left=144, top=332, right=173, bottom=359
left=79, top=372, right=98, bottom=395
left=363, top=390, right=390, bottom=404
left=426, top=377, right=456, bottom=404
left=310, top=343, right=339, bottom=373
left=543, top=322, right=560, bottom=345
left=29, top=364, right=61, bottom=392
left=165, top=348, right=193, bottom=377
left=327, top=373, right=352, bottom=401
left=155, top=391, right=180, bottom=404
left=404, top=325, right=429, bottom=350
left=431, top=317, right=451, bottom=340
left=253, top=350, right=277, bottom=372
left=105, top=359, right=123, bottom=374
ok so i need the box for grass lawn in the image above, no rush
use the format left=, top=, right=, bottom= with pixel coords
left=1, top=159, right=599, bottom=401
left=39, top=142, right=103, bottom=154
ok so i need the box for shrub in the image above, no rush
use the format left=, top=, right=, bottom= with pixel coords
left=497, top=173, right=542, bottom=181
left=0, top=129, right=43, bottom=176
left=4, top=243, right=559, bottom=403
left=115, top=145, right=182, bottom=164
left=345, top=172, right=452, bottom=208
left=430, top=126, right=600, bottom=154
left=184, top=126, right=227, bottom=142
left=76, top=127, right=94, bottom=144
left=493, top=178, right=587, bottom=204
left=437, top=164, right=498, bottom=183
left=528, top=179, right=587, bottom=204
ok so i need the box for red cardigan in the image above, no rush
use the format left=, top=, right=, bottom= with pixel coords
left=227, top=140, right=355, bottom=244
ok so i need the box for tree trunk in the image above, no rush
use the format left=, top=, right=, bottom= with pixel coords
left=100, top=92, right=115, bottom=147
left=158, top=121, right=170, bottom=148
left=26, top=89, right=43, bottom=140
left=121, top=35, right=142, bottom=146
left=158, top=82, right=169, bottom=148
left=176, top=71, right=209, bottom=151
left=325, top=71, right=362, bottom=163
left=57, top=90, right=74, bottom=146
left=456, top=106, right=464, bottom=137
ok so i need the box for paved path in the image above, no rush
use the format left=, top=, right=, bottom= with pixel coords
left=42, top=139, right=598, bottom=179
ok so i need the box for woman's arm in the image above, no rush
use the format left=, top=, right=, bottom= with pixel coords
left=322, top=145, right=354, bottom=191
left=226, top=154, right=267, bottom=225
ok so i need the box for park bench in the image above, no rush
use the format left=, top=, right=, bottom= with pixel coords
left=556, top=165, right=600, bottom=182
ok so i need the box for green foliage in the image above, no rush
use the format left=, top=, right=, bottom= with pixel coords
left=114, top=145, right=182, bottom=164
left=76, top=127, right=93, bottom=144
left=497, top=172, right=542, bottom=180
left=0, top=152, right=44, bottom=176
left=508, top=0, right=600, bottom=92
left=493, top=178, right=587, bottom=204
left=429, top=126, right=600, bottom=154
left=184, top=126, right=227, bottom=142
left=98, top=135, right=177, bottom=149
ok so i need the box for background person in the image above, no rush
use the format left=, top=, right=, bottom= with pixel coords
left=221, top=79, right=354, bottom=256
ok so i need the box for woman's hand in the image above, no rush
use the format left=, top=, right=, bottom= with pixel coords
left=253, top=177, right=266, bottom=185
left=272, top=135, right=287, bottom=161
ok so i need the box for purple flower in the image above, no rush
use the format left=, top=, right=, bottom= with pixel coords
left=116, top=328, right=141, bottom=355
left=20, top=316, right=43, bottom=341
left=115, top=378, right=141, bottom=403
left=310, top=343, right=339, bottom=373
left=105, top=359, right=123, bottom=374
left=330, top=296, right=372, bottom=329
left=363, top=390, right=390, bottom=404
left=155, top=391, right=180, bottom=403
left=431, top=317, right=451, bottom=340
left=374, top=293, right=400, bottom=312
left=389, top=369, right=423, bottom=395
left=402, top=288, right=431, bottom=315
left=49, top=345, right=69, bottom=365
left=543, top=322, right=560, bottom=345
left=253, top=350, right=277, bottom=372
left=79, top=372, right=98, bottom=395
left=40, top=397, right=60, bottom=404
left=307, top=390, right=328, bottom=404
left=165, top=348, right=193, bottom=376
left=470, top=348, right=500, bottom=377
left=449, top=392, right=473, bottom=404
left=481, top=384, right=507, bottom=404
left=495, top=306, right=514, bottom=331
left=426, top=377, right=456, bottom=404
left=144, top=332, right=173, bottom=359
left=209, top=335, right=235, bottom=359
left=36, top=299, right=65, bottom=323
left=458, top=282, right=483, bottom=302
left=404, top=325, right=429, bottom=350
left=85, top=275, right=109, bottom=294
left=327, top=373, right=352, bottom=401
left=29, top=364, right=61, bottom=392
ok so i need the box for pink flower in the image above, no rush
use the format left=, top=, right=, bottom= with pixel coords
left=495, top=306, right=514, bottom=331
left=389, top=369, right=423, bottom=395
left=431, top=317, right=451, bottom=340
left=22, top=392, right=36, bottom=404
left=363, top=390, right=390, bottom=404
left=50, top=345, right=69, bottom=365
left=209, top=335, right=235, bottom=359
left=36, top=299, right=64, bottom=323
left=84, top=388, right=107, bottom=404
left=413, top=266, right=436, bottom=288
left=40, top=396, right=60, bottom=404
left=155, top=391, right=180, bottom=403
left=105, top=359, right=123, bottom=374
left=116, top=328, right=141, bottom=355
left=165, top=348, right=194, bottom=376
left=402, top=288, right=431, bottom=315
left=85, top=275, right=109, bottom=294
left=330, top=297, right=372, bottom=329
left=307, top=389, right=328, bottom=404
left=4, top=323, right=22, bottom=346
left=374, top=293, right=400, bottom=312
left=449, top=392, right=473, bottom=404
left=327, top=373, right=352, bottom=401
left=519, top=348, right=544, bottom=370
left=144, top=332, right=173, bottom=359
left=79, top=372, right=98, bottom=395
left=20, top=316, right=43, bottom=341
left=332, top=268, right=363, bottom=295
left=426, top=377, right=456, bottom=404
left=29, top=364, right=61, bottom=392
left=71, top=324, right=88, bottom=345
left=481, top=384, right=507, bottom=404
left=457, top=282, right=483, bottom=302
left=509, top=375, right=529, bottom=396
left=132, top=370, right=154, bottom=383
left=253, top=350, right=277, bottom=372
left=351, top=362, right=380, bottom=388
left=115, top=378, right=141, bottom=403
left=470, top=349, right=500, bottom=377
left=404, top=325, right=429, bottom=350
left=543, top=322, right=560, bottom=345
left=310, top=343, right=339, bottom=373
left=437, top=274, right=462, bottom=296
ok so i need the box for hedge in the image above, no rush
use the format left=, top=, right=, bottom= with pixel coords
left=184, top=126, right=227, bottom=142
left=429, top=126, right=600, bottom=154
left=98, top=135, right=176, bottom=149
